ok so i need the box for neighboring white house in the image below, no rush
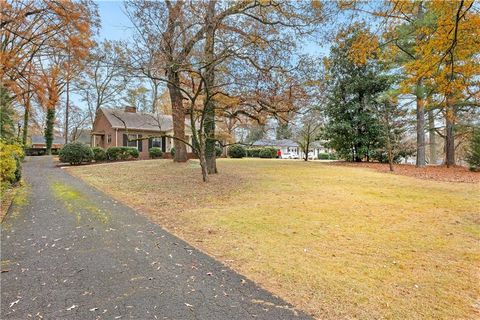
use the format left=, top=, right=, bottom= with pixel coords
left=252, top=139, right=327, bottom=159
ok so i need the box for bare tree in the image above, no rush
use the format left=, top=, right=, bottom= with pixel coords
left=74, top=41, right=129, bottom=124
left=295, top=109, right=323, bottom=162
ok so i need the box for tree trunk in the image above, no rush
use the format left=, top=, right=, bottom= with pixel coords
left=64, top=74, right=70, bottom=144
left=428, top=109, right=436, bottom=164
left=445, top=103, right=455, bottom=167
left=304, top=141, right=309, bottom=161
left=415, top=3, right=426, bottom=168
left=167, top=72, right=188, bottom=162
left=45, top=107, right=55, bottom=155
left=22, top=102, right=29, bottom=145
left=198, top=150, right=209, bottom=182
left=415, top=80, right=426, bottom=167
left=384, top=105, right=394, bottom=172
left=203, top=0, right=217, bottom=174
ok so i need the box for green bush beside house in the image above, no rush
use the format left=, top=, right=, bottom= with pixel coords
left=59, top=142, right=93, bottom=165
left=149, top=147, right=163, bottom=159
left=228, top=145, right=246, bottom=158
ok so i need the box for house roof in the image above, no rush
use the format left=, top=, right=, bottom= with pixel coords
left=99, top=107, right=189, bottom=132
left=252, top=139, right=299, bottom=147
left=31, top=135, right=64, bottom=145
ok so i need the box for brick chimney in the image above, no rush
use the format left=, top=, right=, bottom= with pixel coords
left=124, top=106, right=136, bottom=113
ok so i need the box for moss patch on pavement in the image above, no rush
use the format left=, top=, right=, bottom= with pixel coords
left=51, top=181, right=109, bottom=224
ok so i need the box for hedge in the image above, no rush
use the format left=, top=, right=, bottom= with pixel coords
left=149, top=147, right=163, bottom=159
left=106, top=147, right=139, bottom=161
left=259, top=147, right=277, bottom=158
left=228, top=144, right=246, bottom=158
left=92, top=147, right=107, bottom=162
left=59, top=142, right=93, bottom=165
left=318, top=153, right=338, bottom=160
left=246, top=147, right=262, bottom=157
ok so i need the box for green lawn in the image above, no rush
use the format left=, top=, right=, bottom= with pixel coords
left=68, top=159, right=480, bottom=319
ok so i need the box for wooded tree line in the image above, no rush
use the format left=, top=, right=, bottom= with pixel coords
left=1, top=0, right=479, bottom=181
left=324, top=0, right=480, bottom=169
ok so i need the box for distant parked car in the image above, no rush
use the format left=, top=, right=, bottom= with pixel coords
left=281, top=152, right=298, bottom=159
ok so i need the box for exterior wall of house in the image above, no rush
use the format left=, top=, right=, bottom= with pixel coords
left=91, top=113, right=118, bottom=149
left=92, top=110, right=195, bottom=160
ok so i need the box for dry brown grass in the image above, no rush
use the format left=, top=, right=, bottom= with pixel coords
left=67, top=159, right=480, bottom=320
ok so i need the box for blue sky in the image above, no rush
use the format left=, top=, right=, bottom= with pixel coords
left=96, top=1, right=133, bottom=41
left=95, top=0, right=328, bottom=56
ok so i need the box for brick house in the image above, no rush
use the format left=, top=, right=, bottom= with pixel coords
left=91, top=107, right=194, bottom=159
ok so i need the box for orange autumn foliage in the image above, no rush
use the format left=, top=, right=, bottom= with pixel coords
left=0, top=0, right=98, bottom=102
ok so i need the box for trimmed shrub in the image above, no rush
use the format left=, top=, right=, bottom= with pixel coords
left=170, top=147, right=176, bottom=157
left=318, top=153, right=330, bottom=160
left=149, top=147, right=163, bottom=159
left=128, top=148, right=139, bottom=159
left=246, top=147, right=262, bottom=158
left=92, top=147, right=107, bottom=162
left=215, top=146, right=223, bottom=157
left=59, top=142, right=93, bottom=165
left=228, top=144, right=246, bottom=158
left=106, top=147, right=139, bottom=161
left=0, top=140, right=24, bottom=192
left=106, top=147, right=125, bottom=160
left=466, top=129, right=480, bottom=171
left=259, top=147, right=277, bottom=158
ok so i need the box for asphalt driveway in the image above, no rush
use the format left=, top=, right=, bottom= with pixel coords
left=1, top=156, right=311, bottom=319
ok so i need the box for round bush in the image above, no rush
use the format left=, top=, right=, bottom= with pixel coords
left=170, top=147, right=176, bottom=157
left=106, top=147, right=124, bottom=160
left=246, top=147, right=262, bottom=158
left=106, top=147, right=137, bottom=160
left=228, top=144, right=246, bottom=158
left=128, top=147, right=139, bottom=159
left=59, top=143, right=93, bottom=165
left=318, top=152, right=330, bottom=160
left=259, top=147, right=277, bottom=158
left=149, top=147, right=163, bottom=159
left=215, top=146, right=223, bottom=157
left=92, top=147, right=107, bottom=162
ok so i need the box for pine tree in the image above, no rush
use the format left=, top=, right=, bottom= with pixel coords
left=466, top=129, right=480, bottom=171
left=323, top=26, right=391, bottom=162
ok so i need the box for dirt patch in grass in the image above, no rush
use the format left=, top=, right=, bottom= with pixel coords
left=330, top=161, right=479, bottom=183
left=68, top=159, right=480, bottom=319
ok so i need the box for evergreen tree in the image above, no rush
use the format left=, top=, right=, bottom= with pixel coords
left=0, top=86, right=16, bottom=142
left=323, top=26, right=391, bottom=162
left=466, top=128, right=480, bottom=171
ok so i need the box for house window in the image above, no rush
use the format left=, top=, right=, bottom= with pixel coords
left=151, top=138, right=162, bottom=148
left=123, top=134, right=143, bottom=151
left=107, top=134, right=112, bottom=143
left=127, top=134, right=138, bottom=148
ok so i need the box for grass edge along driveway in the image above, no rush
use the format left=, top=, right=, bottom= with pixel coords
left=67, top=159, right=480, bottom=320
